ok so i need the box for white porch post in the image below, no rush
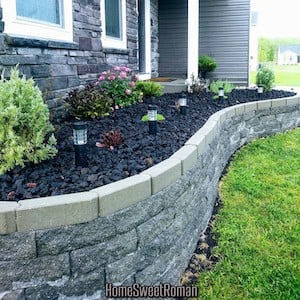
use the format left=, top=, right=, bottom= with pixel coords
left=187, top=0, right=199, bottom=80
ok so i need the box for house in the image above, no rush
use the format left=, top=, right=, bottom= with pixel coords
left=278, top=45, right=300, bottom=65
left=0, top=0, right=250, bottom=117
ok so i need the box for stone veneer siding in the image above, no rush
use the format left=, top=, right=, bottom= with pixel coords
left=0, top=0, right=160, bottom=119
left=0, top=96, right=299, bottom=299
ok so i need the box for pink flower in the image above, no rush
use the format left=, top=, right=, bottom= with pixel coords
left=134, top=74, right=139, bottom=81
left=130, top=81, right=135, bottom=87
left=125, top=89, right=131, bottom=95
left=119, top=71, right=127, bottom=79
left=114, top=66, right=121, bottom=71
left=101, top=71, right=107, bottom=75
left=109, top=75, right=116, bottom=81
left=99, top=75, right=105, bottom=81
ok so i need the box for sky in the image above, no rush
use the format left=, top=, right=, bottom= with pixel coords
left=251, top=0, right=300, bottom=38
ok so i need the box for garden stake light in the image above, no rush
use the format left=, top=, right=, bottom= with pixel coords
left=73, top=121, right=88, bottom=167
left=218, top=87, right=224, bottom=101
left=179, top=93, right=188, bottom=115
left=258, top=85, right=264, bottom=96
left=148, top=105, right=157, bottom=135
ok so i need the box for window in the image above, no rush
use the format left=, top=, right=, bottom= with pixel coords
left=1, top=0, right=73, bottom=42
left=101, top=0, right=127, bottom=49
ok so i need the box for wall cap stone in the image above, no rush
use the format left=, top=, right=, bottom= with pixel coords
left=91, top=174, right=151, bottom=217
left=0, top=202, right=20, bottom=234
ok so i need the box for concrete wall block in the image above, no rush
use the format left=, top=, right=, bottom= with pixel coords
left=92, top=174, right=151, bottom=217
left=16, top=192, right=99, bottom=232
left=36, top=218, right=117, bottom=256
left=70, top=229, right=137, bottom=276
left=50, top=65, right=77, bottom=77
left=286, top=95, right=300, bottom=106
left=185, top=130, right=207, bottom=156
left=170, top=145, right=198, bottom=174
left=257, top=100, right=272, bottom=110
left=271, top=98, right=287, bottom=108
left=0, top=231, right=36, bottom=261
left=142, top=158, right=182, bottom=195
left=244, top=101, right=258, bottom=112
left=0, top=202, right=19, bottom=234
left=137, top=207, right=176, bottom=248
left=0, top=254, right=69, bottom=290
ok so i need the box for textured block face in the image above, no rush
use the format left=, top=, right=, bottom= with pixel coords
left=16, top=192, right=99, bottom=232
left=92, top=175, right=151, bottom=217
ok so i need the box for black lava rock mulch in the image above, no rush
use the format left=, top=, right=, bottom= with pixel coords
left=0, top=89, right=296, bottom=202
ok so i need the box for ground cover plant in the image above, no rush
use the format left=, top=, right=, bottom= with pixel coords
left=195, top=128, right=300, bottom=300
left=0, top=75, right=295, bottom=201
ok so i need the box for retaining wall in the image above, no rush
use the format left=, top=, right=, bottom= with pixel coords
left=0, top=96, right=299, bottom=299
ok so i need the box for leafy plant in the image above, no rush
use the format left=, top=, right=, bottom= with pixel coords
left=185, top=73, right=209, bottom=93
left=0, top=66, right=57, bottom=174
left=256, top=65, right=275, bottom=92
left=96, top=66, right=142, bottom=107
left=135, top=80, right=164, bottom=98
left=96, top=130, right=124, bottom=150
left=198, top=55, right=217, bottom=78
left=65, top=84, right=113, bottom=119
left=210, top=80, right=234, bottom=99
left=141, top=114, right=166, bottom=122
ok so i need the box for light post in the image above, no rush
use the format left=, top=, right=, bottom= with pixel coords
left=148, top=105, right=157, bottom=135
left=72, top=121, right=88, bottom=167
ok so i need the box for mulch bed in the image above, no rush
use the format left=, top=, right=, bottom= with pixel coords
left=0, top=89, right=296, bottom=202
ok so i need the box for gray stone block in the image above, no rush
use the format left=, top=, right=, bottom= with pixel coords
left=0, top=254, right=69, bottom=290
left=0, top=231, right=36, bottom=261
left=36, top=217, right=117, bottom=256
left=70, top=230, right=137, bottom=276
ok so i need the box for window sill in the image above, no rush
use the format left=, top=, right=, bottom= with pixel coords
left=4, top=34, right=79, bottom=50
left=103, top=47, right=130, bottom=55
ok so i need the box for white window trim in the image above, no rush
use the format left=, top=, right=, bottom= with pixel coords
left=1, top=0, right=73, bottom=42
left=100, top=0, right=127, bottom=50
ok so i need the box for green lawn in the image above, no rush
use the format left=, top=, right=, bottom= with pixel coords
left=250, top=64, right=300, bottom=87
left=197, top=128, right=300, bottom=300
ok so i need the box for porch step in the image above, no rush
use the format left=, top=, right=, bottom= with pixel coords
left=156, top=78, right=186, bottom=94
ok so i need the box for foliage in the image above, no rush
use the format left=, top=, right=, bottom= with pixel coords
left=258, top=38, right=277, bottom=62
left=198, top=55, right=217, bottom=78
left=65, top=84, right=113, bottom=119
left=0, top=67, right=57, bottom=174
left=256, top=65, right=275, bottom=91
left=96, top=130, right=124, bottom=150
left=198, top=129, right=300, bottom=299
left=141, top=113, right=166, bottom=122
left=135, top=80, right=164, bottom=98
left=210, top=80, right=234, bottom=99
left=185, top=73, right=209, bottom=93
left=96, top=66, right=142, bottom=107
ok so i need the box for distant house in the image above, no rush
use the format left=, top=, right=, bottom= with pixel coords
left=0, top=0, right=250, bottom=117
left=278, top=45, right=300, bottom=65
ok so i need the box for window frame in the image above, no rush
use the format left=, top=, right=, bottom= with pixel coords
left=1, top=0, right=73, bottom=42
left=100, top=0, right=127, bottom=49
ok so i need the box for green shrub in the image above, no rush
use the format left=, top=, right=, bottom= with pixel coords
left=210, top=79, right=234, bottom=99
left=198, top=55, right=217, bottom=78
left=256, top=65, right=275, bottom=92
left=135, top=80, right=164, bottom=98
left=66, top=84, right=113, bottom=119
left=96, top=66, right=142, bottom=107
left=0, top=67, right=57, bottom=174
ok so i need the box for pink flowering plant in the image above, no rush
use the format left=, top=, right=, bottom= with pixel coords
left=96, top=66, right=142, bottom=108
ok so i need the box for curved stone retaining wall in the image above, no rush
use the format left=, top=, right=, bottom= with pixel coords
left=0, top=95, right=299, bottom=299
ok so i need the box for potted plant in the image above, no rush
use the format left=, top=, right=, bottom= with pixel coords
left=198, top=55, right=217, bottom=79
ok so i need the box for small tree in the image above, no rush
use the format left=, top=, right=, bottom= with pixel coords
left=198, top=55, right=217, bottom=78
left=0, top=67, right=57, bottom=174
left=256, top=65, right=275, bottom=92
